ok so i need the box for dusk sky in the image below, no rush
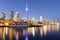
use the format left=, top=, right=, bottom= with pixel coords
left=0, top=0, right=60, bottom=21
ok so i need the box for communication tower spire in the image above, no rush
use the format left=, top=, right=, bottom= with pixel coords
left=26, top=1, right=28, bottom=21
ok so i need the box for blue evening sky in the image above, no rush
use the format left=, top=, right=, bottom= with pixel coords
left=0, top=0, right=60, bottom=21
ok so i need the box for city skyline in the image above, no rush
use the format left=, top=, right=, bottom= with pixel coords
left=0, top=0, right=60, bottom=21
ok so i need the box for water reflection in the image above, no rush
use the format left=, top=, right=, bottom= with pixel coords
left=0, top=24, right=59, bottom=40
left=39, top=24, right=60, bottom=36
left=40, top=28, right=43, bottom=36
left=16, top=32, right=19, bottom=40
left=25, top=29, right=28, bottom=40
left=57, top=23, right=59, bottom=31
left=43, top=26, right=47, bottom=35
left=9, top=28, right=13, bottom=40
left=32, top=27, right=35, bottom=36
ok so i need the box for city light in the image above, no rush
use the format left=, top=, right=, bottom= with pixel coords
left=0, top=23, right=3, bottom=26
left=0, top=0, right=59, bottom=40
left=0, top=11, right=59, bottom=40
left=4, top=22, right=9, bottom=26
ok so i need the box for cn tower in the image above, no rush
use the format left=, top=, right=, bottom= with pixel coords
left=26, top=1, right=29, bottom=21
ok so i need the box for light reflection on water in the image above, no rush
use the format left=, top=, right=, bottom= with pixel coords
left=32, top=27, right=35, bottom=36
left=0, top=24, right=59, bottom=40
left=16, top=32, right=19, bottom=40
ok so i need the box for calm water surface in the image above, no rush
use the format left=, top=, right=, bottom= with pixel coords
left=0, top=24, right=60, bottom=40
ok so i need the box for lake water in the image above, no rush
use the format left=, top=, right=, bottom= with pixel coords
left=0, top=24, right=60, bottom=40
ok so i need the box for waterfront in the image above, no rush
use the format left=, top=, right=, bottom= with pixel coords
left=0, top=24, right=59, bottom=40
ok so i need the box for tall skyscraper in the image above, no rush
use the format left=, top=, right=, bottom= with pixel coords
left=32, top=17, right=35, bottom=20
left=9, top=11, right=14, bottom=20
left=9, top=11, right=14, bottom=24
left=40, top=16, right=43, bottom=21
left=15, top=11, right=20, bottom=22
left=2, top=12, right=6, bottom=20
